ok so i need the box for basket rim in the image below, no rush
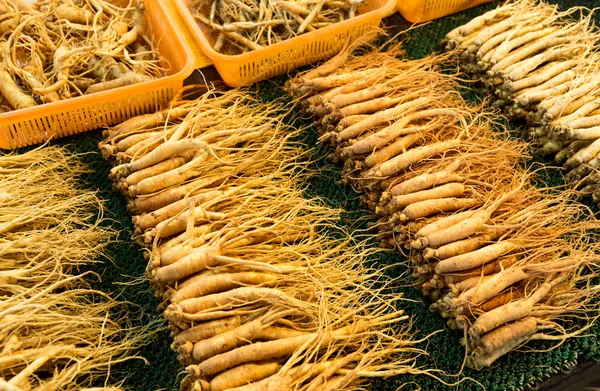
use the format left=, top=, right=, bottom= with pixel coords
left=174, top=0, right=397, bottom=63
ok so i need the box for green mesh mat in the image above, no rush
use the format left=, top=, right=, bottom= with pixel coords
left=45, top=1, right=600, bottom=390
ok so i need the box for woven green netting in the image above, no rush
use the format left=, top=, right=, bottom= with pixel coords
left=44, top=1, right=600, bottom=389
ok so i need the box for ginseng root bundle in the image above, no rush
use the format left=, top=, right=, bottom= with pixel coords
left=188, top=0, right=366, bottom=55
left=0, top=0, right=164, bottom=112
left=100, top=87, right=435, bottom=391
left=442, top=0, right=600, bottom=208
left=0, top=146, right=150, bottom=390
left=287, top=41, right=600, bottom=369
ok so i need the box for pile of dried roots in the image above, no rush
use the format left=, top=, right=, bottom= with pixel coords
left=442, top=0, right=600, bottom=206
left=100, top=87, right=436, bottom=391
left=287, top=41, right=600, bottom=369
left=189, top=0, right=366, bottom=54
left=0, top=0, right=163, bottom=112
left=0, top=146, right=149, bottom=390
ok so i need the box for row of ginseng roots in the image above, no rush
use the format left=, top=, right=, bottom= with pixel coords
left=285, top=40, right=600, bottom=370
left=99, top=87, right=431, bottom=391
left=0, top=147, right=151, bottom=390
left=441, top=0, right=600, bottom=206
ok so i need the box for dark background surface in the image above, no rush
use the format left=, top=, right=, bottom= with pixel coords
left=47, top=1, right=600, bottom=390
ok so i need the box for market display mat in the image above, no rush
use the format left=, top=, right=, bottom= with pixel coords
left=44, top=1, right=600, bottom=390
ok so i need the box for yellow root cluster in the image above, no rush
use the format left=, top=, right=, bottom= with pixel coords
left=443, top=0, right=600, bottom=207
left=189, top=0, right=366, bottom=54
left=287, top=41, right=600, bottom=369
left=99, top=87, right=437, bottom=391
left=0, top=146, right=150, bottom=391
left=0, top=0, right=163, bottom=112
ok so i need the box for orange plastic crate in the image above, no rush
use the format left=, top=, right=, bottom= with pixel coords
left=174, top=0, right=397, bottom=87
left=0, top=0, right=196, bottom=149
left=397, top=0, right=495, bottom=23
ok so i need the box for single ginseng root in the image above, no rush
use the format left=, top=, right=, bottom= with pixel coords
left=0, top=145, right=154, bottom=390
left=99, top=86, right=441, bottom=391
left=287, top=35, right=600, bottom=370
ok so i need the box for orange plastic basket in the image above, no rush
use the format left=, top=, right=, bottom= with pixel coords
left=174, top=0, right=397, bottom=87
left=0, top=0, right=196, bottom=149
left=396, top=0, right=495, bottom=23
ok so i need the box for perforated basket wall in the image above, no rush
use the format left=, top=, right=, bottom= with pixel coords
left=397, top=0, right=495, bottom=23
